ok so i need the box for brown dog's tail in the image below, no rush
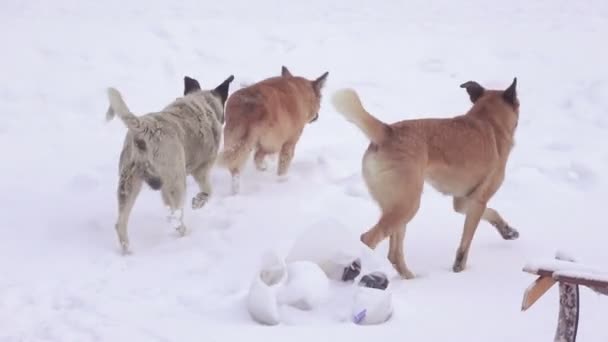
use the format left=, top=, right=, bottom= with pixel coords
left=215, top=122, right=256, bottom=171
left=331, top=88, right=389, bottom=145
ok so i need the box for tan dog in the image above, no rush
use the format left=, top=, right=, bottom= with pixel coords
left=331, top=79, right=520, bottom=278
left=217, top=66, right=329, bottom=194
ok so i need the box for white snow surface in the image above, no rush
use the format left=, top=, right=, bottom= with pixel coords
left=2, top=0, right=608, bottom=341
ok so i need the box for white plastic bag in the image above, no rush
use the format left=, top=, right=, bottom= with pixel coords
left=246, top=251, right=287, bottom=325
left=286, top=220, right=361, bottom=281
left=277, top=261, right=330, bottom=311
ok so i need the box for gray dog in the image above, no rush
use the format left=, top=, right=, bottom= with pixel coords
left=105, top=74, right=234, bottom=254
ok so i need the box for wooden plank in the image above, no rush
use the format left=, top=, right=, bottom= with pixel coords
left=524, top=267, right=608, bottom=291
left=553, top=274, right=608, bottom=292
left=521, top=275, right=557, bottom=311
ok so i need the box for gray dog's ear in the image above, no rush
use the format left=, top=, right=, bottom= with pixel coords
left=459, top=81, right=485, bottom=103
left=281, top=66, right=292, bottom=77
left=503, top=77, right=518, bottom=106
left=312, top=71, right=329, bottom=94
left=184, top=76, right=201, bottom=95
left=213, top=75, right=235, bottom=106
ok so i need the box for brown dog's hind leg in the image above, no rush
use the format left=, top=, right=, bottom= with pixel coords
left=452, top=170, right=509, bottom=273
left=254, top=145, right=268, bottom=171
left=453, top=197, right=519, bottom=240
left=229, top=168, right=240, bottom=195
left=360, top=213, right=398, bottom=249
left=388, top=225, right=415, bottom=279
left=277, top=140, right=297, bottom=177
left=362, top=160, right=423, bottom=279
left=362, top=205, right=419, bottom=279
left=453, top=200, right=485, bottom=272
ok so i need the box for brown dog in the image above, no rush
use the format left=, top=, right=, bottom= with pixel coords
left=331, top=79, right=520, bottom=279
left=217, top=66, right=329, bottom=194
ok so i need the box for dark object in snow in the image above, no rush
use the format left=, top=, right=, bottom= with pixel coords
left=358, top=272, right=389, bottom=290
left=342, top=258, right=362, bottom=281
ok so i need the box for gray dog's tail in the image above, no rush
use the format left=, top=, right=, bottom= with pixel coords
left=106, top=87, right=162, bottom=190
left=106, top=88, right=146, bottom=132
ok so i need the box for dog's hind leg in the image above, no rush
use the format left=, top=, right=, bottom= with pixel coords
left=362, top=210, right=417, bottom=279
left=192, top=161, right=213, bottom=210
left=229, top=169, right=241, bottom=195
left=452, top=200, right=485, bottom=273
left=277, top=134, right=301, bottom=178
left=115, top=164, right=143, bottom=254
left=161, top=173, right=188, bottom=236
left=452, top=171, right=509, bottom=272
left=453, top=197, right=519, bottom=240
left=361, top=158, right=423, bottom=279
left=254, top=145, right=269, bottom=171
left=388, top=225, right=415, bottom=279
left=220, top=133, right=256, bottom=195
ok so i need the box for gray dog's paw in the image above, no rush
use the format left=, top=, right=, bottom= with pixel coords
left=175, top=224, right=187, bottom=237
left=119, top=242, right=131, bottom=256
left=192, top=192, right=209, bottom=210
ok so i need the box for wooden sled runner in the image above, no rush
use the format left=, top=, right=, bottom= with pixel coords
left=521, top=252, right=608, bottom=342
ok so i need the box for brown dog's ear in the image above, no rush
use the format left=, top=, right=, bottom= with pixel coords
left=184, top=76, right=201, bottom=95
left=459, top=81, right=485, bottom=103
left=503, top=77, right=517, bottom=106
left=312, top=71, right=329, bottom=94
left=213, top=75, right=235, bottom=106
left=281, top=66, right=293, bottom=77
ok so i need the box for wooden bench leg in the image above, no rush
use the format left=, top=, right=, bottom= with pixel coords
left=555, top=282, right=580, bottom=342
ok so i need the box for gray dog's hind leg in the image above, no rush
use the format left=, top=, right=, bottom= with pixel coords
left=161, top=175, right=187, bottom=236
left=115, top=166, right=144, bottom=254
left=191, top=161, right=213, bottom=210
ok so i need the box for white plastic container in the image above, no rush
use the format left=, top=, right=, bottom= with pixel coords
left=351, top=286, right=393, bottom=325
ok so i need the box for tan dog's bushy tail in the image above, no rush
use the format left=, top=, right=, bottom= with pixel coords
left=331, top=88, right=389, bottom=145
left=106, top=88, right=146, bottom=132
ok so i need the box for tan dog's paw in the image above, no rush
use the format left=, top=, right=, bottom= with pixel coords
left=255, top=163, right=267, bottom=171
left=192, top=192, right=209, bottom=209
left=452, top=250, right=467, bottom=273
left=495, top=223, right=519, bottom=240
left=254, top=158, right=268, bottom=171
left=399, top=269, right=416, bottom=280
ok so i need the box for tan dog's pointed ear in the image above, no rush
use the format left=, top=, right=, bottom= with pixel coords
left=312, top=71, right=329, bottom=94
left=184, top=76, right=201, bottom=95
left=503, top=77, right=517, bottom=106
left=459, top=81, right=485, bottom=103
left=281, top=66, right=292, bottom=77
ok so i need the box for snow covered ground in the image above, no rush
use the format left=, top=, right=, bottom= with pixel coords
left=2, top=0, right=608, bottom=340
